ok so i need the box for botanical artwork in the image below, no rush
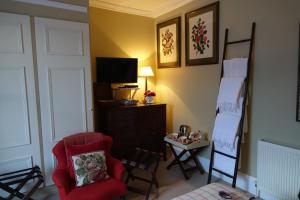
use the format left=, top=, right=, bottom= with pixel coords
left=161, top=29, right=174, bottom=56
left=157, top=17, right=181, bottom=68
left=188, top=11, right=213, bottom=60
left=185, top=2, right=219, bottom=65
left=191, top=18, right=210, bottom=55
left=72, top=151, right=109, bottom=186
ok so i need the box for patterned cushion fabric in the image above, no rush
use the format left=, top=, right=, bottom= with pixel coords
left=72, top=151, right=109, bottom=187
left=64, top=141, right=102, bottom=179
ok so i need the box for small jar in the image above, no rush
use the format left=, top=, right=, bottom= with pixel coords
left=145, top=96, right=154, bottom=104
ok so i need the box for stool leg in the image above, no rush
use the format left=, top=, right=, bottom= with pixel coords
left=191, top=154, right=205, bottom=174
left=166, top=149, right=187, bottom=169
left=145, top=177, right=154, bottom=200
left=168, top=144, right=189, bottom=179
left=153, top=175, right=159, bottom=188
left=163, top=145, right=167, bottom=161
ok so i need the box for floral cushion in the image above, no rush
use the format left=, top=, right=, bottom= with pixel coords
left=65, top=141, right=102, bottom=179
left=72, top=150, right=109, bottom=187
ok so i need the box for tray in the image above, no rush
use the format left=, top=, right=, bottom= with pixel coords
left=164, top=136, right=209, bottom=150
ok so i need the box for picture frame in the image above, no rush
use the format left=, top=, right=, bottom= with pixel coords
left=157, top=17, right=181, bottom=68
left=296, top=24, right=300, bottom=122
left=185, top=2, right=219, bottom=66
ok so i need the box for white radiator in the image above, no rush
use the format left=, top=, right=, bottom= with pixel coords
left=257, top=140, right=300, bottom=200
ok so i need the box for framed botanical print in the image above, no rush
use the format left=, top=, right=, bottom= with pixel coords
left=157, top=17, right=181, bottom=68
left=185, top=2, right=219, bottom=66
left=296, top=24, right=300, bottom=122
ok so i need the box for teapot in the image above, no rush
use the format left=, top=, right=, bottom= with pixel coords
left=179, top=125, right=190, bottom=137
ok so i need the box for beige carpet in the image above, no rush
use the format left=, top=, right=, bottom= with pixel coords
left=33, top=160, right=216, bottom=200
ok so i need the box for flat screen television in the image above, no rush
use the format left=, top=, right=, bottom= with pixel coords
left=96, top=57, right=138, bottom=83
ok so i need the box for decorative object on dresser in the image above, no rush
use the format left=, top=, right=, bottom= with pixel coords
left=144, top=90, right=156, bottom=104
left=94, top=102, right=167, bottom=160
left=140, top=66, right=154, bottom=91
left=157, top=17, right=181, bottom=68
left=185, top=1, right=219, bottom=65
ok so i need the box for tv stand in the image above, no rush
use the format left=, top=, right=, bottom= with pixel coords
left=112, top=87, right=139, bottom=99
left=125, top=84, right=139, bottom=88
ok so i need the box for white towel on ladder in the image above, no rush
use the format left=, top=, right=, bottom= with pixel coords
left=217, top=77, right=244, bottom=112
left=212, top=113, right=241, bottom=150
left=214, top=138, right=239, bottom=175
left=223, top=58, right=248, bottom=78
left=212, top=57, right=249, bottom=173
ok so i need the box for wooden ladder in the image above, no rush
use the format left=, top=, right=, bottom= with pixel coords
left=207, top=22, right=256, bottom=188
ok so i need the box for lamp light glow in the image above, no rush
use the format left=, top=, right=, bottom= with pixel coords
left=140, top=66, right=154, bottom=91
left=140, top=66, right=154, bottom=77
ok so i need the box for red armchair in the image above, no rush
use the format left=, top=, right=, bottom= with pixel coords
left=52, top=132, right=127, bottom=200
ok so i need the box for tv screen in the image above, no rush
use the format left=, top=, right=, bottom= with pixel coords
left=96, top=57, right=138, bottom=83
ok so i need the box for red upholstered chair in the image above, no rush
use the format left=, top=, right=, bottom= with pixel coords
left=52, top=132, right=127, bottom=200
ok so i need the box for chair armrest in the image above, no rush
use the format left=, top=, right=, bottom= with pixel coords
left=108, top=157, right=125, bottom=181
left=52, top=168, right=71, bottom=197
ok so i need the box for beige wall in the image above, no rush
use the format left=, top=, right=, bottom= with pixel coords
left=89, top=7, right=156, bottom=99
left=0, top=0, right=88, bottom=22
left=156, top=0, right=300, bottom=176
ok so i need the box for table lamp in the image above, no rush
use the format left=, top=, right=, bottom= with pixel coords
left=140, top=66, right=154, bottom=91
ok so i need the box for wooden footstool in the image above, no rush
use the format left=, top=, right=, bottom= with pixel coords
left=122, top=148, right=161, bottom=200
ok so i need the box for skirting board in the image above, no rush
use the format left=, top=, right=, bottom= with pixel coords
left=172, top=146, right=277, bottom=200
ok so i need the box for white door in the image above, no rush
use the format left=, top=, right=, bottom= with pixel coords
left=0, top=12, right=41, bottom=184
left=34, top=17, right=93, bottom=185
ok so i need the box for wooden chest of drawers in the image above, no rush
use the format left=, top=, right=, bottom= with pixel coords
left=95, top=103, right=166, bottom=159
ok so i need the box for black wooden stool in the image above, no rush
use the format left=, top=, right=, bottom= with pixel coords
left=0, top=166, right=44, bottom=200
left=122, top=148, right=161, bottom=200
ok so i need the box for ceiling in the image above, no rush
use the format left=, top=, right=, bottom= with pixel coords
left=89, top=0, right=194, bottom=18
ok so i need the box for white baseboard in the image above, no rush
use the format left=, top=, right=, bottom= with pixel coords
left=172, top=146, right=278, bottom=200
left=197, top=156, right=257, bottom=194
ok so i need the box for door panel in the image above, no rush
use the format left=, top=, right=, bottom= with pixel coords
left=0, top=12, right=41, bottom=193
left=35, top=17, right=93, bottom=185
left=0, top=67, right=30, bottom=148
left=46, top=28, right=83, bottom=56
left=49, top=67, right=87, bottom=141
left=0, top=23, right=23, bottom=53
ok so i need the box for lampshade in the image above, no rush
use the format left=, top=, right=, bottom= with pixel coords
left=140, top=66, right=154, bottom=77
